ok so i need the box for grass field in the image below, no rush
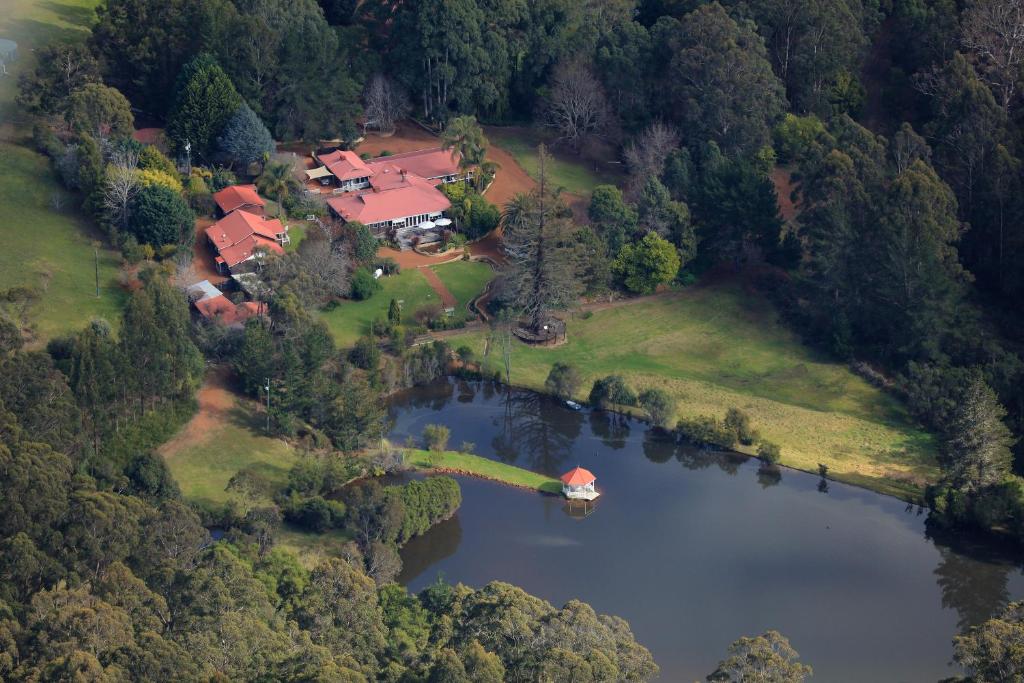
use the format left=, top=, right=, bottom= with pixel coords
left=0, top=0, right=126, bottom=342
left=0, top=142, right=126, bottom=340
left=405, top=448, right=563, bottom=494
left=319, top=260, right=493, bottom=347
left=485, top=127, right=620, bottom=196
left=446, top=284, right=938, bottom=499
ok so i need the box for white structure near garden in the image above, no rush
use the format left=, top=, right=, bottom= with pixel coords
left=560, top=466, right=599, bottom=501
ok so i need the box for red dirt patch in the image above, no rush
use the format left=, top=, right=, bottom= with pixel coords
left=377, top=245, right=464, bottom=269
left=772, top=166, right=799, bottom=224
left=192, top=217, right=227, bottom=284
left=159, top=368, right=236, bottom=459
left=482, top=141, right=537, bottom=208
left=419, top=266, right=457, bottom=309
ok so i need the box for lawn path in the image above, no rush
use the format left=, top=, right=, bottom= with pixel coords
left=158, top=367, right=235, bottom=459
left=419, top=266, right=457, bottom=308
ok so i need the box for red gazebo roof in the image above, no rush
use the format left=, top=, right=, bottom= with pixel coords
left=560, top=466, right=596, bottom=486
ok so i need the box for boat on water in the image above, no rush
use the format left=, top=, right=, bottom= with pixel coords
left=564, top=399, right=582, bottom=410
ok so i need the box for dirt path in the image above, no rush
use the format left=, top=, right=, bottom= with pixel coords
left=377, top=245, right=465, bottom=269
left=771, top=166, right=799, bottom=224
left=419, top=266, right=457, bottom=308
left=159, top=368, right=236, bottom=459
left=192, top=217, right=225, bottom=283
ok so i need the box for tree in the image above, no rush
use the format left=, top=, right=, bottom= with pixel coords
left=757, top=441, right=782, bottom=465
left=724, top=407, right=759, bottom=445
left=941, top=376, right=1015, bottom=494
left=639, top=388, right=675, bottom=429
left=102, top=149, right=141, bottom=231
left=613, top=232, right=681, bottom=294
left=363, top=74, right=410, bottom=134
left=127, top=185, right=194, bottom=247
left=545, top=362, right=583, bottom=400
left=388, top=299, right=401, bottom=325
left=256, top=161, right=299, bottom=207
left=423, top=424, right=450, bottom=452
left=462, top=641, right=505, bottom=683
left=623, top=122, right=680, bottom=197
left=166, top=54, right=243, bottom=159
left=217, top=104, right=274, bottom=167
left=961, top=0, right=1024, bottom=111
left=16, top=42, right=100, bottom=117
left=637, top=177, right=694, bottom=258
left=588, top=184, right=637, bottom=253
left=428, top=648, right=470, bottom=683
left=441, top=115, right=488, bottom=177
left=708, top=630, right=812, bottom=682
left=67, top=84, right=134, bottom=139
left=661, top=3, right=787, bottom=156
left=541, top=59, right=610, bottom=150
left=501, top=146, right=582, bottom=331
left=954, top=600, right=1024, bottom=681
left=589, top=375, right=637, bottom=408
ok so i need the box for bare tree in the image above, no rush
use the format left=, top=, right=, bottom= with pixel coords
left=363, top=74, right=410, bottom=134
left=541, top=59, right=610, bottom=150
left=102, top=147, right=140, bottom=230
left=501, top=146, right=581, bottom=332
left=623, top=122, right=679, bottom=197
left=961, top=0, right=1024, bottom=111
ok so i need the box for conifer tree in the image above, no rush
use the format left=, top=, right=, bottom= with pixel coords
left=941, top=376, right=1016, bottom=493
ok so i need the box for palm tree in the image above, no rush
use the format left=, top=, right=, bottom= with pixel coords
left=441, top=115, right=488, bottom=178
left=475, top=159, right=500, bottom=192
left=256, top=161, right=299, bottom=215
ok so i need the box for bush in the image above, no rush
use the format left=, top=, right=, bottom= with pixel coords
left=676, top=416, right=737, bottom=449
left=459, top=441, right=476, bottom=454
left=349, top=335, right=381, bottom=370
left=423, top=424, right=450, bottom=452
left=588, top=375, right=637, bottom=409
left=350, top=267, right=382, bottom=300
left=127, top=184, right=194, bottom=247
left=639, top=388, right=676, bottom=429
left=757, top=441, right=781, bottom=465
left=545, top=362, right=583, bottom=400
left=724, top=408, right=759, bottom=445
left=456, top=345, right=475, bottom=364
left=284, top=495, right=347, bottom=533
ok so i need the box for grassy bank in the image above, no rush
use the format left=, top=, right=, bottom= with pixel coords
left=405, top=448, right=563, bottom=494
left=319, top=260, right=492, bottom=347
left=446, top=283, right=938, bottom=500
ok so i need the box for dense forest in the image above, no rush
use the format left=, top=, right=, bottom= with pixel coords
left=7, top=0, right=1024, bottom=678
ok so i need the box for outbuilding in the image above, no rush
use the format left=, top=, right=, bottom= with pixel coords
left=560, top=466, right=599, bottom=501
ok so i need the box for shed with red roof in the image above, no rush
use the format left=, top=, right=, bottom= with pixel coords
left=560, top=466, right=599, bottom=500
left=213, top=184, right=266, bottom=217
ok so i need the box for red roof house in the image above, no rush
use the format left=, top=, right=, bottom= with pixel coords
left=325, top=169, right=451, bottom=231
left=205, top=211, right=286, bottom=273
left=365, top=148, right=463, bottom=183
left=213, top=184, right=266, bottom=216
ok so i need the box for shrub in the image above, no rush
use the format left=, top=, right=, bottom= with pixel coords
left=284, top=495, right=346, bottom=533
left=350, top=267, right=382, bottom=300
left=127, top=184, right=194, bottom=247
left=459, top=441, right=476, bottom=454
left=757, top=441, right=781, bottom=465
left=423, top=424, right=450, bottom=452
left=639, top=388, right=676, bottom=429
left=724, top=407, right=759, bottom=445
left=676, top=416, right=737, bottom=449
left=588, top=375, right=637, bottom=408
left=456, top=345, right=475, bottom=364
left=545, top=362, right=583, bottom=400
left=349, top=335, right=380, bottom=370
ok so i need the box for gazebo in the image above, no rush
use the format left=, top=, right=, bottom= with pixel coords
left=560, top=466, right=599, bottom=501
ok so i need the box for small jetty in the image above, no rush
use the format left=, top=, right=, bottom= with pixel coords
left=560, top=466, right=600, bottom=501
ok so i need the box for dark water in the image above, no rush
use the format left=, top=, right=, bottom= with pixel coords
left=387, top=379, right=1024, bottom=682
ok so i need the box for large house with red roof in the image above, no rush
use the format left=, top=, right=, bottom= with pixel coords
left=308, top=147, right=466, bottom=241
left=204, top=195, right=289, bottom=274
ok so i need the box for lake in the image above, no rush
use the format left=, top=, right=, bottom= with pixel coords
left=387, top=379, right=1024, bottom=682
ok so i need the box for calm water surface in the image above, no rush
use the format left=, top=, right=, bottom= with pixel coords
left=388, top=379, right=1024, bottom=682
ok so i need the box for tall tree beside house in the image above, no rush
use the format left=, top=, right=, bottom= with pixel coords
left=66, top=84, right=135, bottom=140
left=940, top=376, right=1016, bottom=494
left=657, top=2, right=787, bottom=157
left=441, top=116, right=488, bottom=179
left=166, top=54, right=243, bottom=160
left=217, top=104, right=275, bottom=167
left=501, top=146, right=582, bottom=333
left=363, top=74, right=410, bottom=135
left=126, top=185, right=195, bottom=248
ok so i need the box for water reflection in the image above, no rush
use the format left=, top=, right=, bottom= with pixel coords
left=387, top=379, right=1024, bottom=682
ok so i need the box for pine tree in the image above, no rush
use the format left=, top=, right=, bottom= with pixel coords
left=941, top=377, right=1016, bottom=493
left=167, top=54, right=242, bottom=159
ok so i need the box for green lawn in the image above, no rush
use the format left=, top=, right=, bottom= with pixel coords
left=446, top=284, right=938, bottom=499
left=486, top=126, right=620, bottom=196
left=320, top=260, right=493, bottom=347
left=430, top=260, right=493, bottom=308
left=405, top=448, right=562, bottom=494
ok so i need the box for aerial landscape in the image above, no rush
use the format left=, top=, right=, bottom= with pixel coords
left=2, top=0, right=1024, bottom=680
